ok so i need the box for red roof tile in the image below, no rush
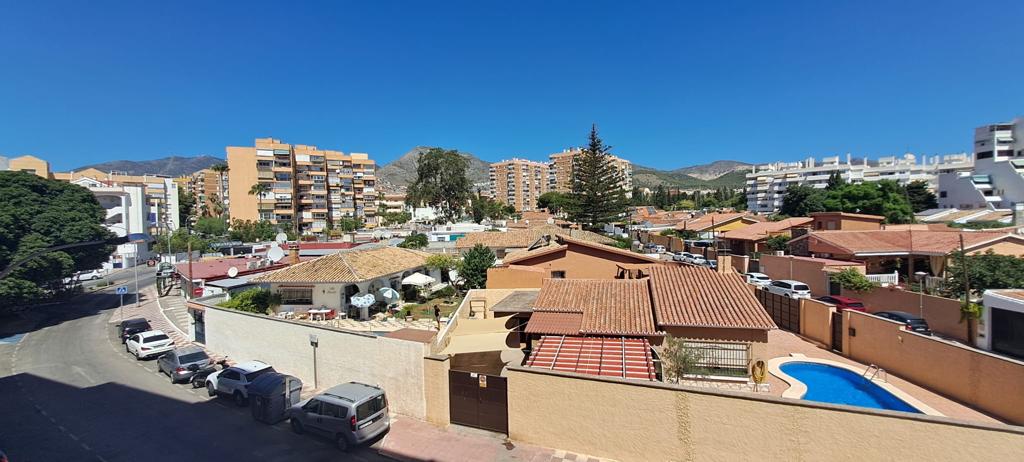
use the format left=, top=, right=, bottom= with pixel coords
left=802, top=230, right=1024, bottom=256
left=526, top=335, right=657, bottom=381
left=720, top=217, right=812, bottom=242
left=524, top=312, right=583, bottom=335
left=532, top=279, right=659, bottom=336
left=648, top=266, right=776, bottom=330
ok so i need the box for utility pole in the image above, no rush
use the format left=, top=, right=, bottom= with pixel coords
left=134, top=251, right=140, bottom=307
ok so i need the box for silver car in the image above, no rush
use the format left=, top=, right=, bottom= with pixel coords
left=289, top=382, right=390, bottom=452
left=157, top=346, right=214, bottom=384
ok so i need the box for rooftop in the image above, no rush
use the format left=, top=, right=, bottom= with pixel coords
left=175, top=256, right=289, bottom=281
left=799, top=229, right=1024, bottom=256
left=250, top=246, right=431, bottom=284
left=675, top=212, right=758, bottom=232
left=502, top=234, right=662, bottom=265
left=525, top=335, right=657, bottom=381
left=531, top=278, right=659, bottom=336
left=383, top=328, right=436, bottom=344
left=719, top=217, right=812, bottom=242
left=810, top=211, right=885, bottom=221
left=647, top=265, right=777, bottom=330
left=490, top=290, right=540, bottom=314
left=455, top=225, right=614, bottom=249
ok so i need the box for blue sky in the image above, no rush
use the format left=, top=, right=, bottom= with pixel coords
left=1, top=1, right=1022, bottom=172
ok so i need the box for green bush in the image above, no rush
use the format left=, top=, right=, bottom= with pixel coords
left=398, top=233, right=428, bottom=249
left=830, top=268, right=877, bottom=292
left=218, top=288, right=281, bottom=314
left=434, top=286, right=456, bottom=299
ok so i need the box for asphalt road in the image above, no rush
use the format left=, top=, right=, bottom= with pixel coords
left=0, top=273, right=390, bottom=461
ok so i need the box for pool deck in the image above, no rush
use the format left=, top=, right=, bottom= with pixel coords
left=765, top=330, right=1002, bottom=425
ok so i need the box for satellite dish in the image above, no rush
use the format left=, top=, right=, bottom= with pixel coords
left=275, top=233, right=288, bottom=244
left=227, top=266, right=239, bottom=278
left=267, top=247, right=286, bottom=263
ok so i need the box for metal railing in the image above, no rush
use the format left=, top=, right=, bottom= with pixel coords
left=865, top=271, right=899, bottom=286
left=682, top=341, right=751, bottom=377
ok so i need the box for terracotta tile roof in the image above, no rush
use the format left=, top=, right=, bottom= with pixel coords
left=524, top=312, right=583, bottom=335
left=719, top=217, right=812, bottom=242
left=648, top=265, right=776, bottom=330
left=802, top=230, right=1023, bottom=256
left=175, top=256, right=289, bottom=281
left=502, top=235, right=663, bottom=265
left=810, top=211, right=885, bottom=221
left=455, top=225, right=613, bottom=249
left=531, top=279, right=658, bottom=336
left=526, top=335, right=657, bottom=381
left=675, top=212, right=756, bottom=232
left=502, top=245, right=569, bottom=264
left=249, top=246, right=431, bottom=283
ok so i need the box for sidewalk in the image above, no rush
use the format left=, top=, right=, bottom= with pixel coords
left=380, top=417, right=615, bottom=462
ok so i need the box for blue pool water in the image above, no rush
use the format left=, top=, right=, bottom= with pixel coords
left=780, top=362, right=921, bottom=413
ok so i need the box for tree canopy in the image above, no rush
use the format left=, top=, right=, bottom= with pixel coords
left=228, top=219, right=279, bottom=242
left=904, top=180, right=938, bottom=213
left=780, top=180, right=914, bottom=223
left=537, top=191, right=571, bottom=214
left=405, top=148, right=472, bottom=224
left=398, top=233, right=428, bottom=249
left=0, top=172, right=115, bottom=306
left=943, top=250, right=1024, bottom=298
left=566, top=125, right=628, bottom=229
left=459, top=244, right=495, bottom=289
left=470, top=193, right=513, bottom=224
left=194, top=216, right=228, bottom=236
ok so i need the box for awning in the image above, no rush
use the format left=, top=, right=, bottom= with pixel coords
left=525, top=335, right=657, bottom=381
left=401, top=272, right=436, bottom=287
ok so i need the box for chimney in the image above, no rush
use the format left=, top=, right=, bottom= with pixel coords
left=288, top=242, right=300, bottom=265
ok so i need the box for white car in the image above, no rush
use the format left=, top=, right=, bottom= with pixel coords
left=745, top=272, right=772, bottom=287
left=205, top=360, right=276, bottom=406
left=688, top=254, right=707, bottom=265
left=125, top=330, right=175, bottom=360
left=672, top=252, right=688, bottom=262
left=766, top=280, right=812, bottom=299
left=77, top=269, right=104, bottom=280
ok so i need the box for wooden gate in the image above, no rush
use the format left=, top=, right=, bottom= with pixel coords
left=755, top=289, right=801, bottom=332
left=831, top=311, right=843, bottom=352
left=449, top=370, right=508, bottom=434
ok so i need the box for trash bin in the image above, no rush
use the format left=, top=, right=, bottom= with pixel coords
left=248, top=372, right=303, bottom=424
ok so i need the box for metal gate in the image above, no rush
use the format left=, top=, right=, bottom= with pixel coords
left=193, top=310, right=206, bottom=344
left=755, top=289, right=801, bottom=332
left=449, top=370, right=508, bottom=434
left=831, top=312, right=843, bottom=352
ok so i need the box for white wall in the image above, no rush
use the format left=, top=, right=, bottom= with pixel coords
left=204, top=306, right=429, bottom=418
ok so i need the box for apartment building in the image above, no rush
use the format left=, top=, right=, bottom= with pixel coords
left=937, top=117, right=1024, bottom=210
left=5, top=155, right=52, bottom=178
left=176, top=168, right=228, bottom=217
left=548, top=148, right=633, bottom=194
left=489, top=158, right=550, bottom=212
left=745, top=153, right=974, bottom=213
left=67, top=177, right=152, bottom=269
left=226, top=137, right=377, bottom=235
left=47, top=168, right=181, bottom=235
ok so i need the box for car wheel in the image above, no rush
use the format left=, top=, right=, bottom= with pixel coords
left=290, top=419, right=304, bottom=434
left=207, top=382, right=217, bottom=397
left=335, top=434, right=349, bottom=452
left=233, top=391, right=246, bottom=407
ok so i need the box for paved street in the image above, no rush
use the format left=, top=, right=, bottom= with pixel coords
left=0, top=276, right=390, bottom=461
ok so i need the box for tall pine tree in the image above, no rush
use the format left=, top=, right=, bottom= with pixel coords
left=566, top=124, right=628, bottom=229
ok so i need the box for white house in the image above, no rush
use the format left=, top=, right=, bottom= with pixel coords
left=73, top=178, right=152, bottom=269
left=980, top=289, right=1024, bottom=360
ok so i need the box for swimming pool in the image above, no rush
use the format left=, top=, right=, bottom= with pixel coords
left=779, top=362, right=921, bottom=413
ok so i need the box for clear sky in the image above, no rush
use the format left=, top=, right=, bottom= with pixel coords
left=2, top=1, right=1022, bottom=172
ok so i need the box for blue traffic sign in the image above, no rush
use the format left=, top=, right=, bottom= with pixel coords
left=116, top=286, right=128, bottom=295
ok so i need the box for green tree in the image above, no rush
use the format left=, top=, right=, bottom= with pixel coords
left=152, top=228, right=210, bottom=254
left=0, top=172, right=116, bottom=307
left=209, top=163, right=229, bottom=220
left=380, top=211, right=412, bottom=227
left=904, top=180, right=938, bottom=213
left=661, top=335, right=706, bottom=382
left=459, top=244, right=495, bottom=289
left=566, top=125, right=628, bottom=229
left=829, top=267, right=877, bottom=292
left=943, top=250, right=1024, bottom=298
left=218, top=288, right=281, bottom=314
left=228, top=219, right=279, bottom=242
left=398, top=233, right=428, bottom=249
left=335, top=217, right=364, bottom=232
left=825, top=172, right=846, bottom=190
left=194, top=216, right=228, bottom=236
left=248, top=182, right=271, bottom=218
left=406, top=148, right=472, bottom=224
left=779, top=184, right=827, bottom=217
left=537, top=191, right=571, bottom=214
left=178, top=189, right=197, bottom=228
left=425, top=254, right=459, bottom=283
left=764, top=235, right=791, bottom=252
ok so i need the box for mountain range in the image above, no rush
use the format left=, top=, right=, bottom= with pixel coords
left=75, top=155, right=223, bottom=177
left=375, top=147, right=492, bottom=189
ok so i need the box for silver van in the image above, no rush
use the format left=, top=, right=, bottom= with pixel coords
left=288, top=382, right=390, bottom=451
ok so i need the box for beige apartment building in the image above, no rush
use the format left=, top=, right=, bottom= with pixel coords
left=175, top=168, right=228, bottom=217
left=227, top=137, right=377, bottom=235
left=489, top=158, right=550, bottom=212
left=50, top=167, right=181, bottom=235
left=6, top=155, right=52, bottom=178
left=548, top=148, right=633, bottom=194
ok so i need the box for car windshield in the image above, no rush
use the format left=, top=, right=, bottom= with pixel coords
left=793, top=285, right=810, bottom=291
left=144, top=334, right=169, bottom=343
left=179, top=352, right=209, bottom=364
left=756, top=276, right=770, bottom=281
left=356, top=394, right=388, bottom=420
left=245, top=367, right=274, bottom=381
left=847, top=302, right=865, bottom=307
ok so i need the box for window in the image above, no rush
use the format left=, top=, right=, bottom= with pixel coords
left=550, top=271, right=566, bottom=279
left=279, top=287, right=313, bottom=305
left=245, top=367, right=274, bottom=382
left=321, top=403, right=347, bottom=418
left=976, top=151, right=994, bottom=160
left=144, top=334, right=169, bottom=343
left=939, top=191, right=947, bottom=198
left=221, top=370, right=241, bottom=381
left=356, top=394, right=388, bottom=420
left=302, top=399, right=322, bottom=413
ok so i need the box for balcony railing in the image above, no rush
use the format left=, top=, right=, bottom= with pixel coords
left=866, top=271, right=899, bottom=286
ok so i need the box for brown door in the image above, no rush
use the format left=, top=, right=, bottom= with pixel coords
left=449, top=370, right=508, bottom=434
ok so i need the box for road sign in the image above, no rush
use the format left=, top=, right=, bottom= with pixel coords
left=116, top=286, right=128, bottom=295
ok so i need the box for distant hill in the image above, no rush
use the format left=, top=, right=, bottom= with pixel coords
left=377, top=147, right=490, bottom=189
left=75, top=155, right=223, bottom=177
left=633, top=160, right=752, bottom=189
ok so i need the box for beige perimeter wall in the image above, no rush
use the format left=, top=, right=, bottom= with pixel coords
left=844, top=310, right=1024, bottom=425
left=841, top=286, right=968, bottom=342
left=204, top=306, right=428, bottom=418
left=801, top=298, right=835, bottom=346
left=507, top=367, right=1024, bottom=462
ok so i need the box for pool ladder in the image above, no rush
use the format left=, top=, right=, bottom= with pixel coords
left=862, top=364, right=888, bottom=383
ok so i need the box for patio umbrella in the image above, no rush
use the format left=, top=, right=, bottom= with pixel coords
left=401, top=272, right=436, bottom=287
left=378, top=287, right=401, bottom=302
left=350, top=293, right=376, bottom=308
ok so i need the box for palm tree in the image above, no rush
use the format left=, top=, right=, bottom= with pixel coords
left=249, top=182, right=271, bottom=221
left=210, top=163, right=229, bottom=221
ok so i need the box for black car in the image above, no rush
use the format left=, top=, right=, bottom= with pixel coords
left=874, top=311, right=931, bottom=335
left=118, top=318, right=152, bottom=343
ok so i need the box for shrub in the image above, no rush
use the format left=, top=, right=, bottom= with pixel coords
left=764, top=235, right=790, bottom=252
left=398, top=233, right=428, bottom=249
left=434, top=286, right=456, bottom=299
left=830, top=267, right=876, bottom=292
left=218, top=288, right=281, bottom=314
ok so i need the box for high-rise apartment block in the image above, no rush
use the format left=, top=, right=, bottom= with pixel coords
left=176, top=168, right=229, bottom=217
left=745, top=153, right=974, bottom=213
left=937, top=117, right=1024, bottom=210
left=489, top=158, right=550, bottom=212
left=547, top=148, right=633, bottom=194
left=226, top=138, right=377, bottom=235
left=52, top=168, right=181, bottom=235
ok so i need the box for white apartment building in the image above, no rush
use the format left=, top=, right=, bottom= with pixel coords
left=71, top=178, right=153, bottom=269
left=937, top=118, right=1024, bottom=211
left=746, top=153, right=973, bottom=213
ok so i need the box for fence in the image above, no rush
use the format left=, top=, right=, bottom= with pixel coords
left=754, top=288, right=801, bottom=332
left=683, top=341, right=751, bottom=377
left=865, top=271, right=899, bottom=286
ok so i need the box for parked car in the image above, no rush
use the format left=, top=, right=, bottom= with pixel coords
left=766, top=280, right=811, bottom=299
left=816, top=295, right=867, bottom=312
left=125, top=330, right=175, bottom=360
left=688, top=254, right=707, bottom=265
left=157, top=345, right=214, bottom=384
left=704, top=260, right=718, bottom=270
left=289, top=382, right=390, bottom=452
left=874, top=311, right=932, bottom=335
left=672, top=252, right=687, bottom=262
left=76, top=269, right=104, bottom=281
left=745, top=272, right=772, bottom=287
left=117, top=318, right=152, bottom=344
left=206, top=360, right=276, bottom=406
